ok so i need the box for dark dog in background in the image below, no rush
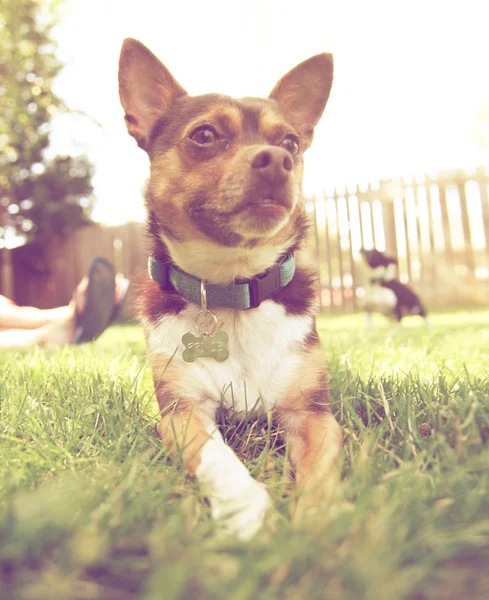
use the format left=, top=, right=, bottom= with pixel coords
left=360, top=248, right=429, bottom=326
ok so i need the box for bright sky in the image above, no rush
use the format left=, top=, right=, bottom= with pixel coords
left=48, top=0, right=489, bottom=225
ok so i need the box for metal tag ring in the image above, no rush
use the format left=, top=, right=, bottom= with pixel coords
left=196, top=310, right=218, bottom=336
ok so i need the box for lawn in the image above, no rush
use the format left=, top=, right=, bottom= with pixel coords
left=1, top=310, right=488, bottom=600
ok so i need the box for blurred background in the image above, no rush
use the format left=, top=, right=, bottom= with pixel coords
left=1, top=0, right=488, bottom=313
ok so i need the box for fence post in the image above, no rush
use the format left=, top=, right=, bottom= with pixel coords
left=382, top=199, right=397, bottom=258
left=478, top=173, right=489, bottom=262
left=400, top=179, right=413, bottom=281
left=438, top=182, right=454, bottom=268
left=311, top=195, right=322, bottom=307
left=425, top=175, right=437, bottom=284
left=413, top=181, right=425, bottom=282
left=345, top=194, right=357, bottom=309
left=334, top=191, right=345, bottom=307
left=457, top=176, right=475, bottom=277
left=323, top=193, right=333, bottom=312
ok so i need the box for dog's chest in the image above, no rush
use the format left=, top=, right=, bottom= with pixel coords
left=146, top=300, right=313, bottom=412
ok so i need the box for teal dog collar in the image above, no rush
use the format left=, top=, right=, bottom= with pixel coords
left=148, top=253, right=295, bottom=310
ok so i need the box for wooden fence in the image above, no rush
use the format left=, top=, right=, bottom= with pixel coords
left=4, top=222, right=148, bottom=318
left=308, top=166, right=489, bottom=310
left=2, top=166, right=488, bottom=314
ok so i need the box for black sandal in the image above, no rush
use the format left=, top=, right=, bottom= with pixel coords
left=74, top=257, right=116, bottom=344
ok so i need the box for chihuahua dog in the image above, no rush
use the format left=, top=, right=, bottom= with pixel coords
left=360, top=248, right=429, bottom=326
left=118, top=39, right=342, bottom=540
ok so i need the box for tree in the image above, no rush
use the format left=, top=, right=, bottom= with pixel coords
left=0, top=0, right=94, bottom=250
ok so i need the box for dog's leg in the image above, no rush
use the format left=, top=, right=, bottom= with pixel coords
left=277, top=352, right=343, bottom=527
left=285, top=411, right=343, bottom=527
left=158, top=410, right=273, bottom=540
left=365, top=310, right=373, bottom=330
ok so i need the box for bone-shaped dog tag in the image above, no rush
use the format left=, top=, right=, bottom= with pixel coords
left=182, top=331, right=229, bottom=363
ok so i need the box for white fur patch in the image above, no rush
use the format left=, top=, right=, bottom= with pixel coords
left=364, top=286, right=397, bottom=315
left=146, top=300, right=313, bottom=415
left=196, top=431, right=272, bottom=540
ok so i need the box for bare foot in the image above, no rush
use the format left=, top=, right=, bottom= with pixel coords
left=71, top=276, right=89, bottom=316
left=38, top=306, right=77, bottom=348
left=115, top=274, right=130, bottom=309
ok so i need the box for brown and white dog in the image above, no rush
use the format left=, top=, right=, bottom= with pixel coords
left=118, top=39, right=342, bottom=540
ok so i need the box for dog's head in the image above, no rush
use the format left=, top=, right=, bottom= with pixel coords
left=119, top=39, right=333, bottom=279
left=360, top=248, right=399, bottom=269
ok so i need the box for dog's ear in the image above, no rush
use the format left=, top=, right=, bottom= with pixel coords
left=119, top=38, right=186, bottom=150
left=269, top=54, right=333, bottom=150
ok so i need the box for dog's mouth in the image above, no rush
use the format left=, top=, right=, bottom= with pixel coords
left=241, top=192, right=293, bottom=218
left=247, top=197, right=288, bottom=216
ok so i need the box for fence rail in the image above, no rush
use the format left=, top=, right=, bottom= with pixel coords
left=2, top=166, right=488, bottom=314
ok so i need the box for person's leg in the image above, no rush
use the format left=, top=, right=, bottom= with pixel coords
left=0, top=293, right=78, bottom=347
left=0, top=294, right=73, bottom=330
left=0, top=327, right=44, bottom=347
left=0, top=314, right=76, bottom=348
left=0, top=262, right=129, bottom=348
left=0, top=276, right=85, bottom=348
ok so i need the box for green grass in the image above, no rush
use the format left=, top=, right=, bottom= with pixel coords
left=1, top=310, right=489, bottom=599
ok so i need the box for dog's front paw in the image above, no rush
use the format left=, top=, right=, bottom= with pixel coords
left=209, top=479, right=274, bottom=541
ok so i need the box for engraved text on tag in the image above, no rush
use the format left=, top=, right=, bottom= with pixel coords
left=182, top=331, right=229, bottom=362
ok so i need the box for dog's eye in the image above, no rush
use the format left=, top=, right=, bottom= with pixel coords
left=189, top=126, right=218, bottom=145
left=281, top=135, right=299, bottom=155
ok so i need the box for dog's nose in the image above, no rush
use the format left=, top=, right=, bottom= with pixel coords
left=251, top=147, right=293, bottom=184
